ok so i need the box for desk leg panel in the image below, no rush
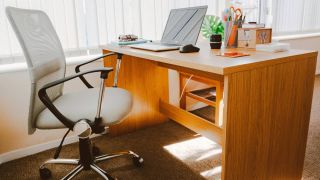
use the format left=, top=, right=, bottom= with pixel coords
left=103, top=51, right=169, bottom=135
left=222, top=56, right=317, bottom=179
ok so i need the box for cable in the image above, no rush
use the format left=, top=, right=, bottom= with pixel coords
left=53, top=129, right=71, bottom=159
left=179, top=74, right=193, bottom=101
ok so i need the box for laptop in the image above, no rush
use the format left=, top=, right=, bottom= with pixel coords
left=128, top=6, right=208, bottom=52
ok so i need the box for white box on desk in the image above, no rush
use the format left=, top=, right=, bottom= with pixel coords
left=238, top=29, right=256, bottom=49
left=238, top=28, right=272, bottom=48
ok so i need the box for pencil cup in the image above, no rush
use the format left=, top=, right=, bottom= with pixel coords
left=224, top=21, right=239, bottom=48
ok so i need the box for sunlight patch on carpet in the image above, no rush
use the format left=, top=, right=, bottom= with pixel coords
left=200, top=166, right=222, bottom=178
left=163, top=136, right=221, bottom=179
left=163, top=136, right=220, bottom=161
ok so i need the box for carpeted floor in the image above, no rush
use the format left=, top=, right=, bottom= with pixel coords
left=0, top=76, right=319, bottom=180
left=303, top=76, right=320, bottom=180
left=0, top=121, right=221, bottom=180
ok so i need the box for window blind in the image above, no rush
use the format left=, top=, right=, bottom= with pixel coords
left=272, top=0, right=320, bottom=35
left=231, top=0, right=261, bottom=24
left=0, top=0, right=223, bottom=64
left=231, top=0, right=320, bottom=35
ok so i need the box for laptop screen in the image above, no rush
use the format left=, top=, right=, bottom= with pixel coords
left=161, top=6, right=208, bottom=45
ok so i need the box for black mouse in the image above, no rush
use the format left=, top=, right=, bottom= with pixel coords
left=179, top=44, right=200, bottom=53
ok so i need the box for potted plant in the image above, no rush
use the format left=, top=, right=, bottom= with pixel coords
left=201, top=15, right=224, bottom=49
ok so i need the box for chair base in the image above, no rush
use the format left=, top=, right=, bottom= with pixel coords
left=39, top=137, right=143, bottom=180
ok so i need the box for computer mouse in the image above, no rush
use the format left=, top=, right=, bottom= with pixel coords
left=179, top=44, right=200, bottom=53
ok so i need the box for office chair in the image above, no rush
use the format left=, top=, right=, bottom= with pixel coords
left=6, top=7, right=143, bottom=179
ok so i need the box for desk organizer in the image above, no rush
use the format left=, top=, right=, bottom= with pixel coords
left=224, top=21, right=240, bottom=48
left=238, top=28, right=272, bottom=48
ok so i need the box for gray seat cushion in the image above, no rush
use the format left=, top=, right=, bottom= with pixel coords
left=36, top=87, right=132, bottom=129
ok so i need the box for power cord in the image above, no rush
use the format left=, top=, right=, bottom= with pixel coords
left=53, top=129, right=71, bottom=159
left=179, top=74, right=193, bottom=101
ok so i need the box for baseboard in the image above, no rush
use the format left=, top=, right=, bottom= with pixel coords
left=0, top=134, right=101, bottom=165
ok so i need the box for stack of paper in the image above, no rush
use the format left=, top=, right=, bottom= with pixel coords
left=111, top=39, right=148, bottom=46
left=256, top=42, right=290, bottom=53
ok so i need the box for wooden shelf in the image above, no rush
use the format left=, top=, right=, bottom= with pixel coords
left=186, top=87, right=216, bottom=107
left=189, top=106, right=215, bottom=124
left=159, top=100, right=223, bottom=145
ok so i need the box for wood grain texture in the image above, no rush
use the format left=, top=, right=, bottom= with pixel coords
left=102, top=45, right=317, bottom=179
left=103, top=50, right=169, bottom=135
left=215, top=81, right=224, bottom=127
left=160, top=62, right=225, bottom=82
left=179, top=72, right=224, bottom=127
left=186, top=90, right=216, bottom=107
left=222, top=55, right=317, bottom=179
left=179, top=73, right=215, bottom=110
left=159, top=100, right=223, bottom=145
left=179, top=73, right=187, bottom=110
left=102, top=43, right=317, bottom=75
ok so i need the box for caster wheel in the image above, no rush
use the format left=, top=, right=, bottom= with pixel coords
left=133, top=156, right=144, bottom=167
left=92, top=145, right=101, bottom=156
left=39, top=167, right=52, bottom=179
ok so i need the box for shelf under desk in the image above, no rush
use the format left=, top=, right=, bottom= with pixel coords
left=186, top=87, right=217, bottom=107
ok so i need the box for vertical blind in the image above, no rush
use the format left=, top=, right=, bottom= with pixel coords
left=233, top=0, right=320, bottom=35
left=271, top=0, right=320, bottom=35
left=0, top=0, right=223, bottom=64
left=231, top=0, right=261, bottom=24
left=241, top=0, right=320, bottom=35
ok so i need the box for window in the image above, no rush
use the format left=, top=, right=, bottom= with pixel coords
left=230, top=0, right=263, bottom=24
left=271, top=0, right=320, bottom=35
left=232, top=0, right=320, bottom=35
left=0, top=0, right=223, bottom=65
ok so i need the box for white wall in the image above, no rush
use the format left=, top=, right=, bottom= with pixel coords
left=0, top=61, right=102, bottom=157
left=276, top=36, right=320, bottom=74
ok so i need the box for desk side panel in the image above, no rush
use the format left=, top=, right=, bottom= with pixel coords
left=223, top=55, right=317, bottom=179
left=103, top=50, right=169, bottom=135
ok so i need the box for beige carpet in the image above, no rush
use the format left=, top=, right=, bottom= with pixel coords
left=0, top=121, right=221, bottom=180
left=303, top=76, right=320, bottom=180
left=0, top=76, right=319, bottom=180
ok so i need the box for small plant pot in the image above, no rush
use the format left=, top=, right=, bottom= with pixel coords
left=210, top=34, right=222, bottom=49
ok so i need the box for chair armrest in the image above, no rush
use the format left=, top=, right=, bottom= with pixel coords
left=75, top=53, right=116, bottom=88
left=38, top=67, right=113, bottom=130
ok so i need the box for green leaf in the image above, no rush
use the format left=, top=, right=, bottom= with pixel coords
left=201, top=15, right=225, bottom=40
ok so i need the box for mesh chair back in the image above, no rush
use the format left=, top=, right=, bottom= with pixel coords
left=6, top=7, right=66, bottom=134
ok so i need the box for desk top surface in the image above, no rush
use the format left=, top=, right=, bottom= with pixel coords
left=102, top=41, right=317, bottom=75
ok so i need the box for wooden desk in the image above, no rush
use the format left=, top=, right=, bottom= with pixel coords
left=102, top=43, right=318, bottom=179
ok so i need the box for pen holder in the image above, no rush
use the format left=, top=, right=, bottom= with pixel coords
left=224, top=21, right=239, bottom=48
